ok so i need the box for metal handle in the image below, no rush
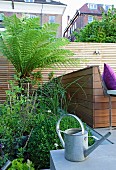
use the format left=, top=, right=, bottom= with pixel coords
left=56, top=114, right=85, bottom=148
left=88, top=136, right=99, bottom=140
left=1, top=160, right=11, bottom=170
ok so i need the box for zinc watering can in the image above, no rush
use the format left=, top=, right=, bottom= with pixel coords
left=56, top=114, right=111, bottom=162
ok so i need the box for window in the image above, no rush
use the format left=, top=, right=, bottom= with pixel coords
left=46, top=0, right=51, bottom=2
left=68, top=29, right=70, bottom=37
left=70, top=27, right=72, bottom=34
left=0, top=13, right=4, bottom=22
left=25, top=14, right=37, bottom=18
left=24, top=0, right=34, bottom=2
left=103, top=5, right=112, bottom=11
left=88, top=3, right=97, bottom=10
left=88, top=16, right=93, bottom=23
left=49, top=16, right=55, bottom=23
left=0, top=13, right=4, bottom=29
left=72, top=25, right=74, bottom=31
left=74, top=22, right=76, bottom=30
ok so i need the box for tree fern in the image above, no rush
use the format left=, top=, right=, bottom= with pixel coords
left=0, top=15, right=74, bottom=79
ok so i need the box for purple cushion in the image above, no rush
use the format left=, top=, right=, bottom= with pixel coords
left=102, top=63, right=116, bottom=90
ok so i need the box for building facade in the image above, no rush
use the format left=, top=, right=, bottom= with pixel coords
left=0, top=0, right=66, bottom=37
left=63, top=3, right=112, bottom=41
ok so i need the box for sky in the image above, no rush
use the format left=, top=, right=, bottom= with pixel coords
left=60, top=0, right=116, bottom=31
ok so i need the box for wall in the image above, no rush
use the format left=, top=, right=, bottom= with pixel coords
left=0, top=0, right=66, bottom=37
left=77, top=14, right=102, bottom=29
left=0, top=12, right=62, bottom=37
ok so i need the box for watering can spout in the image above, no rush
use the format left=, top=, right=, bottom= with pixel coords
left=84, top=132, right=111, bottom=158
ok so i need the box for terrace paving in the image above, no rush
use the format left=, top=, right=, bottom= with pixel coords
left=50, top=127, right=116, bottom=170
left=95, top=127, right=116, bottom=144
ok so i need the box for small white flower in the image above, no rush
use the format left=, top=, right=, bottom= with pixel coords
left=54, top=143, right=58, bottom=148
left=48, top=110, right=51, bottom=113
left=27, top=159, right=30, bottom=164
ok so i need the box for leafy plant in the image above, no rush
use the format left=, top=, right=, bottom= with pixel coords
left=48, top=71, right=54, bottom=80
left=8, top=158, right=35, bottom=170
left=0, top=77, right=65, bottom=169
left=31, top=71, right=43, bottom=80
left=0, top=76, right=94, bottom=169
left=27, top=112, right=82, bottom=169
left=75, top=7, right=116, bottom=43
left=0, top=15, right=73, bottom=79
left=37, top=78, right=67, bottom=115
left=0, top=78, right=72, bottom=169
left=0, top=143, right=8, bottom=169
left=0, top=77, right=39, bottom=163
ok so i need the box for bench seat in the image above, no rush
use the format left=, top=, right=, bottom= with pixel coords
left=61, top=65, right=116, bottom=128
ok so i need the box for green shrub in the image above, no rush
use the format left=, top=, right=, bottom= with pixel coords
left=75, top=7, right=116, bottom=43
left=36, top=78, right=67, bottom=114
left=8, top=158, right=34, bottom=170
left=27, top=113, right=82, bottom=169
left=0, top=107, right=82, bottom=169
left=0, top=78, right=67, bottom=169
left=0, top=78, right=94, bottom=169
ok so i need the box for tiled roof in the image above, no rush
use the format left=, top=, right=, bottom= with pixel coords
left=79, top=3, right=110, bottom=15
left=5, top=0, right=66, bottom=6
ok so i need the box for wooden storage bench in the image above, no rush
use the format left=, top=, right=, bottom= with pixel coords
left=61, top=65, right=116, bottom=128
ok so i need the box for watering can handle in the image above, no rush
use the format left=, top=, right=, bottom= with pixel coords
left=56, top=114, right=85, bottom=148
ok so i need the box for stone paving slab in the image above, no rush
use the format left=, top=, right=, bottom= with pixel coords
left=95, top=128, right=116, bottom=144
left=50, top=143, right=116, bottom=170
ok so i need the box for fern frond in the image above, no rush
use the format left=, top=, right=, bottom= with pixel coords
left=0, top=15, right=75, bottom=79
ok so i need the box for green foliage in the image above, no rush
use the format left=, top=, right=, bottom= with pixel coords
left=0, top=77, right=69, bottom=169
left=0, top=78, right=39, bottom=165
left=31, top=71, right=43, bottom=80
left=8, top=158, right=35, bottom=170
left=0, top=15, right=73, bottom=79
left=0, top=77, right=94, bottom=169
left=0, top=146, right=8, bottom=169
left=88, top=130, right=95, bottom=146
left=75, top=7, right=116, bottom=42
left=37, top=78, right=67, bottom=114
left=48, top=71, right=54, bottom=80
left=27, top=113, right=82, bottom=169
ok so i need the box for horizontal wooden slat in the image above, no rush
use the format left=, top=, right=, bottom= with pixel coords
left=68, top=105, right=93, bottom=127
left=94, top=96, right=116, bottom=103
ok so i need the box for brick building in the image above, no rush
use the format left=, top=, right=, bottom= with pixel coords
left=63, top=3, right=112, bottom=41
left=0, top=0, right=66, bottom=37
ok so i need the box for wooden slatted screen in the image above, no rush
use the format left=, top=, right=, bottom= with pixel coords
left=0, top=56, right=15, bottom=103
left=0, top=42, right=116, bottom=103
left=60, top=66, right=94, bottom=127
left=64, top=42, right=116, bottom=73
